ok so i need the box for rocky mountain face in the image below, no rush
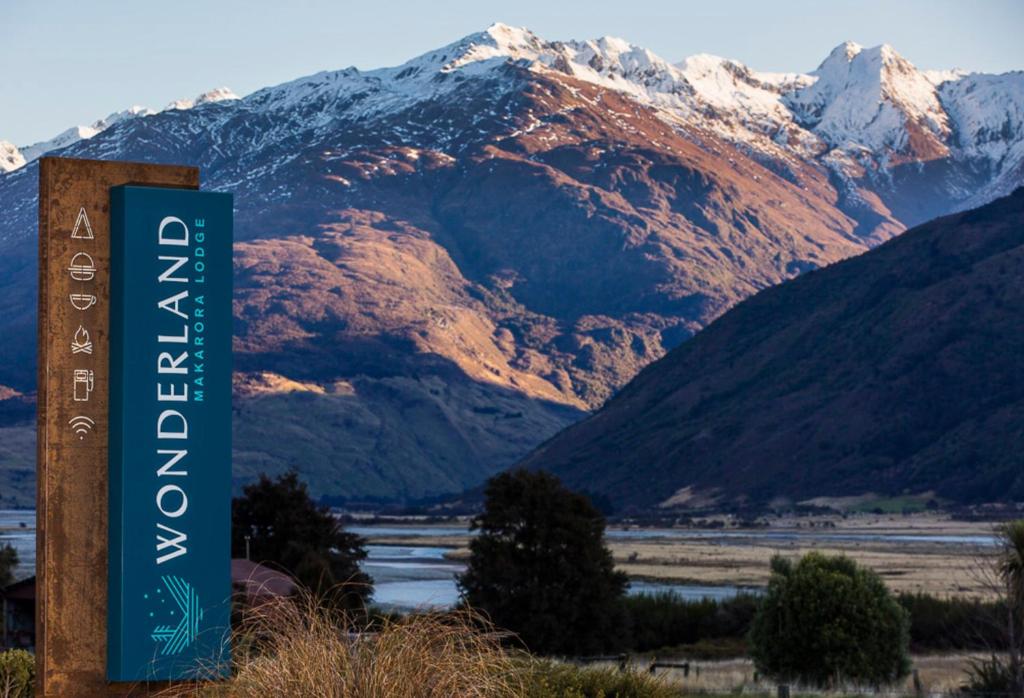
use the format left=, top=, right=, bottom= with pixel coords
left=521, top=188, right=1024, bottom=510
left=1, top=24, right=1021, bottom=506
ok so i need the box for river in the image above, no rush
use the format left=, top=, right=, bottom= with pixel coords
left=362, top=543, right=745, bottom=611
left=349, top=522, right=998, bottom=611
left=2, top=512, right=999, bottom=611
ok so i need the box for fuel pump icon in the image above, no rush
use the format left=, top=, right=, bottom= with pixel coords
left=73, top=369, right=94, bottom=402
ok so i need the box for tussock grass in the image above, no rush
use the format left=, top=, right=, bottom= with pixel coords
left=515, top=658, right=678, bottom=698
left=221, top=595, right=520, bottom=697
left=155, top=590, right=678, bottom=697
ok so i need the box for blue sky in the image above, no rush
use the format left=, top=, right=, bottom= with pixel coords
left=3, top=0, right=1022, bottom=145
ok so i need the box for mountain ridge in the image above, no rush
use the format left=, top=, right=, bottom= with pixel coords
left=519, top=187, right=1024, bottom=510
left=0, top=24, right=1021, bottom=506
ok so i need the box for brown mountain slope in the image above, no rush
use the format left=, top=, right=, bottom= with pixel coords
left=520, top=189, right=1024, bottom=510
left=1, top=27, right=1020, bottom=505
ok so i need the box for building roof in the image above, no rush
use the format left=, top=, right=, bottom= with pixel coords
left=3, top=559, right=298, bottom=602
left=231, top=559, right=297, bottom=598
left=0, top=575, right=35, bottom=601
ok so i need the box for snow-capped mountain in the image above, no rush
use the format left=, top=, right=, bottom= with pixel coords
left=10, top=24, right=1021, bottom=218
left=221, top=23, right=1022, bottom=229
left=785, top=41, right=951, bottom=161
left=164, top=86, right=239, bottom=111
left=0, top=24, right=1021, bottom=506
left=0, top=142, right=24, bottom=173
left=10, top=88, right=239, bottom=167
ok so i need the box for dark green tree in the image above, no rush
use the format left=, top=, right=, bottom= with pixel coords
left=458, top=469, right=628, bottom=656
left=232, top=470, right=372, bottom=611
left=0, top=544, right=18, bottom=588
left=750, top=553, right=911, bottom=687
left=997, top=520, right=1024, bottom=694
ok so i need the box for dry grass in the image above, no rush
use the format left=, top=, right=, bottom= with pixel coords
left=152, top=593, right=679, bottom=697
left=157, top=592, right=523, bottom=698
left=230, top=600, right=519, bottom=697
left=642, top=653, right=988, bottom=695
left=381, top=515, right=1000, bottom=598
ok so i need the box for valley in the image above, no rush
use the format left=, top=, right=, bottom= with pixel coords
left=0, top=509, right=1004, bottom=604
left=351, top=512, right=1001, bottom=604
left=1, top=23, right=1022, bottom=507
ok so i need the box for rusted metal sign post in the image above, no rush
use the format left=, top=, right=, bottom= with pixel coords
left=36, top=157, right=198, bottom=696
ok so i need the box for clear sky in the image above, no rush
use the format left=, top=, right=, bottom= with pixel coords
left=3, top=0, right=1023, bottom=146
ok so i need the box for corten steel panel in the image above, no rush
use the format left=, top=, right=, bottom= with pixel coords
left=37, top=157, right=199, bottom=697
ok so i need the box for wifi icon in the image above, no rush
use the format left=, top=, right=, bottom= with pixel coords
left=69, top=415, right=95, bottom=440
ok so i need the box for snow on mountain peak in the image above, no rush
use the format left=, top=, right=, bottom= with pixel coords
left=787, top=41, right=949, bottom=158
left=923, top=68, right=969, bottom=86
left=0, top=141, right=25, bottom=173
left=828, top=41, right=864, bottom=64
left=4, top=25, right=1022, bottom=203
left=937, top=70, right=1024, bottom=187
left=483, top=22, right=540, bottom=52
left=8, top=87, right=238, bottom=169
left=430, top=23, right=546, bottom=73
left=166, top=87, right=240, bottom=111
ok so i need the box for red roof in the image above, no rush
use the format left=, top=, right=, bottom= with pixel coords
left=231, top=559, right=297, bottom=598
left=4, top=559, right=298, bottom=602
left=0, top=575, right=35, bottom=601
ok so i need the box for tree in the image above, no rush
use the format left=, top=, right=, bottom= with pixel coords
left=232, top=470, right=372, bottom=611
left=749, top=553, right=910, bottom=687
left=457, top=469, right=628, bottom=656
left=965, top=520, right=1024, bottom=696
left=0, top=544, right=17, bottom=588
left=997, top=520, right=1024, bottom=693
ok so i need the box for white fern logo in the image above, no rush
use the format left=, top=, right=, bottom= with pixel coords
left=150, top=575, right=203, bottom=656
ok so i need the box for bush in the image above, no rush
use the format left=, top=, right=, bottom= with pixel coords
left=517, top=659, right=679, bottom=698
left=962, top=656, right=1018, bottom=696
left=749, top=553, right=911, bottom=688
left=188, top=590, right=676, bottom=698
left=224, top=593, right=520, bottom=697
left=899, top=592, right=1005, bottom=651
left=0, top=649, right=34, bottom=698
left=459, top=469, right=628, bottom=657
left=625, top=589, right=1008, bottom=657
left=624, top=592, right=757, bottom=654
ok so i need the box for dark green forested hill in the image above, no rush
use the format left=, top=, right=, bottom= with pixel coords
left=521, top=189, right=1024, bottom=510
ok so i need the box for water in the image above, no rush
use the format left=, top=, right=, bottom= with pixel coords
left=362, top=543, right=746, bottom=611
left=0, top=510, right=35, bottom=579
left=349, top=524, right=999, bottom=547
left=5, top=512, right=998, bottom=608
left=351, top=522, right=999, bottom=611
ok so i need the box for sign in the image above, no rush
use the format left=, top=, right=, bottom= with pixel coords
left=37, top=157, right=199, bottom=697
left=107, top=186, right=233, bottom=681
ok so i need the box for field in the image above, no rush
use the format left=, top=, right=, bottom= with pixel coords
left=367, top=513, right=1001, bottom=598
left=594, top=652, right=987, bottom=694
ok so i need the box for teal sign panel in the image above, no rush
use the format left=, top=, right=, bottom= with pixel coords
left=108, top=185, right=233, bottom=681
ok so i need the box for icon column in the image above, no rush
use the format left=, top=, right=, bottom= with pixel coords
left=68, top=206, right=97, bottom=440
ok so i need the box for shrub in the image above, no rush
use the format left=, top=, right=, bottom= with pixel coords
left=458, top=469, right=628, bottom=657
left=624, top=592, right=757, bottom=653
left=0, top=649, right=34, bottom=698
left=749, top=553, right=911, bottom=688
left=898, top=592, right=1005, bottom=651
left=220, top=593, right=521, bottom=697
left=167, top=591, right=676, bottom=698
left=517, top=659, right=679, bottom=698
left=962, top=655, right=1017, bottom=696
